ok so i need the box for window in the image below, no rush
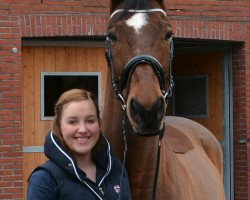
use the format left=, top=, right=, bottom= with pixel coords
left=41, top=72, right=101, bottom=120
left=173, top=75, right=208, bottom=118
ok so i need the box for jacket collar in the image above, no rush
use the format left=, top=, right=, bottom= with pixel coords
left=44, top=131, right=112, bottom=186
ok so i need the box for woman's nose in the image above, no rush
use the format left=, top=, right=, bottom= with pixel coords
left=77, top=122, right=88, bottom=133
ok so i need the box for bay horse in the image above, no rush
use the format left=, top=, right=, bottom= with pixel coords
left=102, top=0, right=226, bottom=199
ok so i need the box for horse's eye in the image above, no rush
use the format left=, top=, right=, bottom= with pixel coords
left=108, top=33, right=118, bottom=42
left=165, top=31, right=173, bottom=41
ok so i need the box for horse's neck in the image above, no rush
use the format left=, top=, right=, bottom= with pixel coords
left=126, top=134, right=159, bottom=193
left=127, top=134, right=182, bottom=199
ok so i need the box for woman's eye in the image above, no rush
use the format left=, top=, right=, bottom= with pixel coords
left=86, top=119, right=95, bottom=124
left=69, top=120, right=77, bottom=125
left=85, top=117, right=98, bottom=125
left=86, top=120, right=93, bottom=124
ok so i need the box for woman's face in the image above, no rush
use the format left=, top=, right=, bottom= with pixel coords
left=60, top=100, right=100, bottom=157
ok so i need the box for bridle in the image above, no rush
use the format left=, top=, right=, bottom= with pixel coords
left=105, top=8, right=174, bottom=200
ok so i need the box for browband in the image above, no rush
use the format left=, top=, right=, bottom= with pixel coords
left=110, top=8, right=167, bottom=19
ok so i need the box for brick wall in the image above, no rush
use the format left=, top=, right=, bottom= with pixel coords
left=0, top=0, right=249, bottom=199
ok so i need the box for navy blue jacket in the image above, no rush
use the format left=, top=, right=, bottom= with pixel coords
left=27, top=132, right=131, bottom=200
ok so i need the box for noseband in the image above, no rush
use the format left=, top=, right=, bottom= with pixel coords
left=120, top=54, right=166, bottom=92
left=105, top=8, right=174, bottom=200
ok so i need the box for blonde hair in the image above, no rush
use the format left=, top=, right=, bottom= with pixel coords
left=52, top=88, right=101, bottom=147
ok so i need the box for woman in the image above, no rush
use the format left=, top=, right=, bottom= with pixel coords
left=27, top=89, right=131, bottom=200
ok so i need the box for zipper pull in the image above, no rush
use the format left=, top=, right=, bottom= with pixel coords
left=99, top=187, right=104, bottom=194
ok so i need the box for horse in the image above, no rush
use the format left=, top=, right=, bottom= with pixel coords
left=102, top=0, right=226, bottom=199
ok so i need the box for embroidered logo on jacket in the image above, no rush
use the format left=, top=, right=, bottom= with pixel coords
left=114, top=185, right=120, bottom=193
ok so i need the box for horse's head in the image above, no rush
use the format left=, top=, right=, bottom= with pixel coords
left=105, top=0, right=173, bottom=136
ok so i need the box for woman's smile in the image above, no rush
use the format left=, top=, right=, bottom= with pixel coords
left=74, top=135, right=91, bottom=144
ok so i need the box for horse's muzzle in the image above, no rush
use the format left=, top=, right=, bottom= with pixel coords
left=128, top=96, right=166, bottom=136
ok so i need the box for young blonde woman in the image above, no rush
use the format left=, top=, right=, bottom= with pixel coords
left=27, top=89, right=131, bottom=200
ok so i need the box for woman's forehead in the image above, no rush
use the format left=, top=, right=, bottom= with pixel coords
left=62, top=100, right=96, bottom=114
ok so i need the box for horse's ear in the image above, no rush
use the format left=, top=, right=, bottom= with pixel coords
left=157, top=0, right=166, bottom=9
left=110, top=0, right=166, bottom=12
left=111, top=0, right=121, bottom=3
left=111, top=0, right=123, bottom=10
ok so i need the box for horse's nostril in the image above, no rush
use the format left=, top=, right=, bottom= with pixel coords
left=130, top=98, right=141, bottom=114
left=130, top=98, right=144, bottom=124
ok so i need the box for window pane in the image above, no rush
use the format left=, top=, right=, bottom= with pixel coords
left=173, top=76, right=208, bottom=118
left=41, top=72, right=101, bottom=119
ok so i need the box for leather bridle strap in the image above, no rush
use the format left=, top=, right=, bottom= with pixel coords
left=120, top=55, right=166, bottom=92
left=152, top=123, right=165, bottom=200
left=110, top=8, right=167, bottom=19
left=105, top=36, right=127, bottom=110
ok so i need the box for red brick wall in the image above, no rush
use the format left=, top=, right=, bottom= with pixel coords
left=0, top=0, right=249, bottom=199
left=232, top=43, right=249, bottom=199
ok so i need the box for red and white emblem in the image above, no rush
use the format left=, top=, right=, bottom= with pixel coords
left=114, top=185, right=120, bottom=193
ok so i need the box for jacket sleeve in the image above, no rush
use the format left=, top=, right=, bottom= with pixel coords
left=27, top=169, right=58, bottom=200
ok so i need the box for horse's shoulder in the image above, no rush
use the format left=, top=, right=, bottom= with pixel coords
left=164, top=117, right=195, bottom=154
left=164, top=116, right=223, bottom=174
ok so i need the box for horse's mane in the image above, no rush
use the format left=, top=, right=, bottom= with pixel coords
left=110, top=0, right=165, bottom=19
left=122, top=0, right=151, bottom=10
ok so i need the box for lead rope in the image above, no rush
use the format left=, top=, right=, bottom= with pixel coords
left=152, top=95, right=170, bottom=200
left=152, top=124, right=164, bottom=200
left=155, top=39, right=173, bottom=199
left=118, top=110, right=128, bottom=200
left=105, top=37, right=128, bottom=200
